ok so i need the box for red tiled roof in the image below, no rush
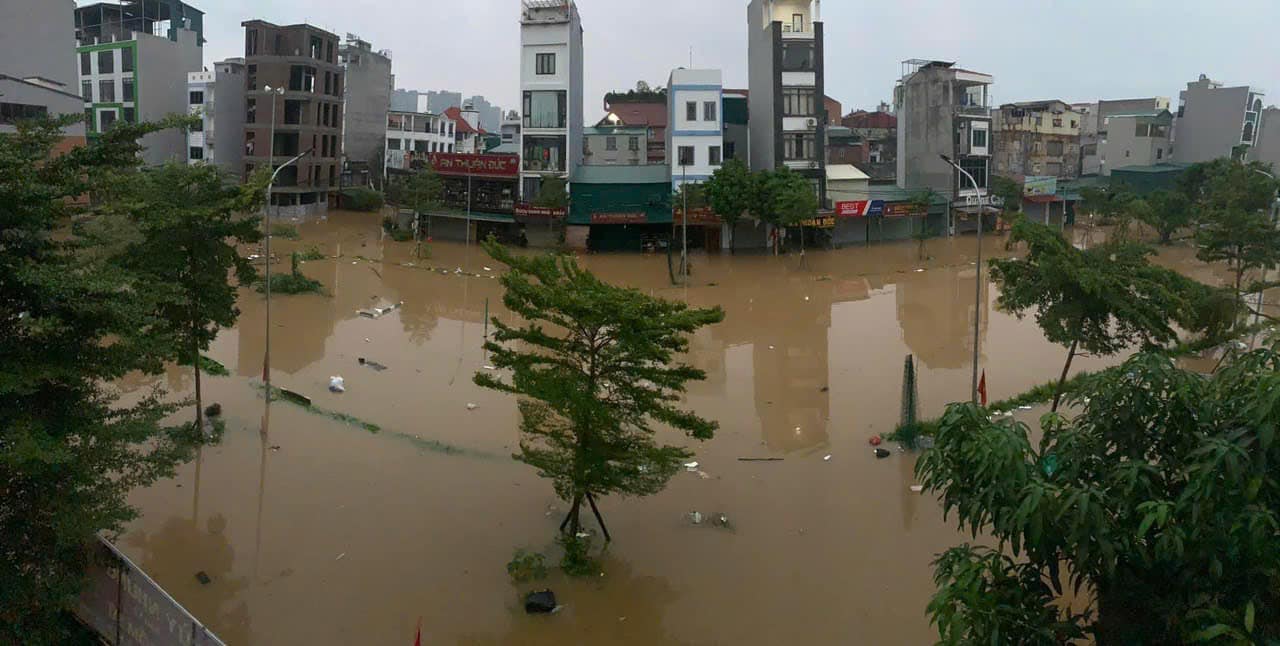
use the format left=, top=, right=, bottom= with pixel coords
left=443, top=107, right=480, bottom=134
left=843, top=110, right=897, bottom=129
left=598, top=101, right=668, bottom=129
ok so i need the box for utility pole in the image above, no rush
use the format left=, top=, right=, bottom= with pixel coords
left=681, top=164, right=689, bottom=283
left=942, top=154, right=985, bottom=405
left=261, top=85, right=284, bottom=398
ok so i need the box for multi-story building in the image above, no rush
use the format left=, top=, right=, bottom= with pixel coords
left=1175, top=75, right=1266, bottom=163
left=723, top=89, right=750, bottom=163
left=518, top=0, right=584, bottom=201
left=842, top=107, right=897, bottom=179
left=598, top=97, right=668, bottom=164
left=1076, top=98, right=1171, bottom=175
left=583, top=125, right=651, bottom=165
left=383, top=110, right=454, bottom=173
left=0, top=0, right=85, bottom=149
left=339, top=35, right=393, bottom=186
left=993, top=100, right=1082, bottom=179
left=75, top=0, right=203, bottom=165
left=496, top=110, right=521, bottom=153
left=242, top=20, right=345, bottom=214
left=186, top=59, right=245, bottom=173
left=747, top=0, right=826, bottom=202
left=444, top=106, right=484, bottom=155
left=895, top=60, right=994, bottom=204
left=668, top=68, right=724, bottom=190
left=1098, top=109, right=1175, bottom=173
left=1257, top=107, right=1280, bottom=172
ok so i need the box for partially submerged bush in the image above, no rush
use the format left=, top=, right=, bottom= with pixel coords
left=506, top=549, right=548, bottom=583
left=256, top=272, right=323, bottom=295
left=343, top=187, right=385, bottom=212
left=557, top=534, right=597, bottom=577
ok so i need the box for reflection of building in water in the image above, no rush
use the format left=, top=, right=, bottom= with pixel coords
left=894, top=265, right=988, bottom=370
left=235, top=257, right=340, bottom=377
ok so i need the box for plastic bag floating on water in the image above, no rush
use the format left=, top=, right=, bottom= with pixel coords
left=328, top=376, right=345, bottom=393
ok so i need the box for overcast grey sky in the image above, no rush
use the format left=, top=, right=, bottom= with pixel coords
left=199, top=0, right=1279, bottom=120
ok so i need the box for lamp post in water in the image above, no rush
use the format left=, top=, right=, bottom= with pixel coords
left=942, top=154, right=985, bottom=405
left=261, top=142, right=311, bottom=400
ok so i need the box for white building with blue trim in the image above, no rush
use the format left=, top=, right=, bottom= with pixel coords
left=667, top=68, right=724, bottom=190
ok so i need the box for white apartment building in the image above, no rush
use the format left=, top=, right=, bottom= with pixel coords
left=518, top=0, right=584, bottom=201
left=668, top=68, right=724, bottom=190
left=186, top=59, right=245, bottom=174
left=384, top=110, right=454, bottom=173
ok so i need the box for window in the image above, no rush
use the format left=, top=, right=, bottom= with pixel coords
left=1052, top=118, right=1063, bottom=128
left=189, top=147, right=204, bottom=160
left=121, top=48, right=133, bottom=73
left=1047, top=140, right=1064, bottom=156
left=971, top=128, right=987, bottom=148
left=189, top=118, right=202, bottom=132
left=0, top=103, right=47, bottom=124
left=605, top=136, right=617, bottom=151
left=686, top=102, right=697, bottom=121
left=1034, top=116, right=1043, bottom=126
left=709, top=146, right=722, bottom=166
left=957, top=157, right=988, bottom=190
left=289, top=66, right=317, bottom=92
left=98, top=110, right=117, bottom=131
left=523, top=135, right=566, bottom=172
left=536, top=53, right=555, bottom=75
left=1157, top=148, right=1164, bottom=160
left=784, top=133, right=816, bottom=160
left=725, top=141, right=736, bottom=160
left=118, top=78, right=132, bottom=102
left=246, top=29, right=258, bottom=55
left=123, top=107, right=134, bottom=123
left=189, top=90, right=203, bottom=105
left=274, top=34, right=284, bottom=55
left=246, top=98, right=256, bottom=124
left=324, top=71, right=332, bottom=95
left=80, top=52, right=91, bottom=75
left=783, top=88, right=815, bottom=116
left=704, top=101, right=717, bottom=122
left=793, top=13, right=804, bottom=32
left=98, top=50, right=113, bottom=74
left=522, top=90, right=567, bottom=129
left=781, top=43, right=815, bottom=71
left=327, top=40, right=335, bottom=64
left=629, top=136, right=639, bottom=151
left=333, top=74, right=342, bottom=97
left=1070, top=120, right=1078, bottom=129
left=678, top=145, right=695, bottom=166
left=247, top=64, right=257, bottom=91
left=310, top=36, right=323, bottom=60
left=285, top=100, right=305, bottom=125
left=82, top=81, right=93, bottom=102
left=98, top=80, right=115, bottom=103
left=84, top=109, right=93, bottom=132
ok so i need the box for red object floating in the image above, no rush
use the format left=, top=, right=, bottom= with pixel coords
left=869, top=436, right=882, bottom=446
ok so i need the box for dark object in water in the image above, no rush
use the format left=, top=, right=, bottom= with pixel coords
left=525, top=590, right=557, bottom=614
left=874, top=448, right=891, bottom=459
left=358, top=357, right=389, bottom=371
left=204, top=403, right=222, bottom=418
left=195, top=571, right=211, bottom=585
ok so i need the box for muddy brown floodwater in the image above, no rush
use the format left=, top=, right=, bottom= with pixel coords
left=114, top=211, right=1267, bottom=645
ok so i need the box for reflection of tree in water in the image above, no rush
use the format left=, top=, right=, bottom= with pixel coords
left=126, top=514, right=252, bottom=645
left=894, top=265, right=987, bottom=371
left=456, top=555, right=682, bottom=646
left=234, top=258, right=340, bottom=377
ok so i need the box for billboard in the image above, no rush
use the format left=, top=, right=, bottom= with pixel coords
left=590, top=212, right=647, bottom=224
left=1023, top=176, right=1058, bottom=196
left=514, top=204, right=567, bottom=219
left=427, top=153, right=520, bottom=178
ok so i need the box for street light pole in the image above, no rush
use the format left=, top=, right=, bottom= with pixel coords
left=942, top=154, right=985, bottom=405
left=681, top=164, right=689, bottom=283
left=262, top=145, right=312, bottom=399
left=261, top=85, right=285, bottom=396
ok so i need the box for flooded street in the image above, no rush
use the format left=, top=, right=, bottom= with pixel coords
left=115, top=211, right=1248, bottom=644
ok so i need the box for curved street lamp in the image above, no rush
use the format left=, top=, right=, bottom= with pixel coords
left=941, top=154, right=985, bottom=405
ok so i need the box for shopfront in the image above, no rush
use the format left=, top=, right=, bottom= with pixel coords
left=567, top=166, right=673, bottom=253
left=420, top=153, right=524, bottom=244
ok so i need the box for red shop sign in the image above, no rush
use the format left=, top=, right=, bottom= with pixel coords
left=427, top=153, right=520, bottom=178
left=835, top=200, right=869, bottom=217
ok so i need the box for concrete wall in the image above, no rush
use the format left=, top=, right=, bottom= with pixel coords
left=1, top=0, right=79, bottom=88
left=210, top=63, right=246, bottom=174
left=897, top=70, right=959, bottom=194
left=568, top=13, right=584, bottom=182
left=0, top=78, right=85, bottom=136
left=128, top=29, right=201, bottom=165
left=519, top=3, right=582, bottom=199
left=747, top=0, right=777, bottom=172
left=341, top=44, right=393, bottom=170
left=1257, top=108, right=1280, bottom=172
left=1102, top=115, right=1172, bottom=174
left=584, top=130, right=648, bottom=165
left=670, top=69, right=723, bottom=186
left=1175, top=79, right=1257, bottom=163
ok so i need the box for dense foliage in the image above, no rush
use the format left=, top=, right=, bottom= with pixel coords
left=0, top=116, right=206, bottom=643
left=341, top=186, right=385, bottom=212
left=532, top=176, right=569, bottom=210
left=703, top=158, right=753, bottom=252
left=475, top=241, right=723, bottom=568
left=1185, top=159, right=1280, bottom=294
left=919, top=347, right=1280, bottom=643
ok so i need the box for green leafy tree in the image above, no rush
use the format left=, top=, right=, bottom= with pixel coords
left=770, top=167, right=819, bottom=261
left=990, top=175, right=1024, bottom=226
left=1, top=116, right=203, bottom=642
left=474, top=241, right=724, bottom=564
left=1187, top=160, right=1280, bottom=295
left=533, top=176, right=569, bottom=209
left=918, top=347, right=1280, bottom=643
left=107, top=162, right=266, bottom=431
left=909, top=190, right=939, bottom=260
left=1136, top=190, right=1194, bottom=245
left=704, top=158, right=753, bottom=253
left=392, top=169, right=443, bottom=252
left=990, top=220, right=1202, bottom=411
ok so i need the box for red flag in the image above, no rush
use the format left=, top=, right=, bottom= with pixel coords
left=413, top=617, right=422, bottom=646
left=978, top=370, right=988, bottom=407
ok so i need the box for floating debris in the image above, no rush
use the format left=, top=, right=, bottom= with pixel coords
left=358, top=357, right=389, bottom=371
left=358, top=301, right=403, bottom=319
left=738, top=457, right=784, bottom=462
left=683, top=461, right=699, bottom=471
left=874, top=448, right=891, bottom=459
left=909, top=485, right=925, bottom=493
left=823, top=455, right=832, bottom=462
left=688, top=511, right=703, bottom=525
left=328, top=376, right=345, bottom=393
left=466, top=403, right=478, bottom=411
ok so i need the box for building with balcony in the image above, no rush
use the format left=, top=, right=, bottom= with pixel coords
left=383, top=110, right=453, bottom=174
left=747, top=0, right=826, bottom=202
left=444, top=105, right=485, bottom=155
left=241, top=20, right=345, bottom=215
left=668, top=68, right=724, bottom=190
left=75, top=0, right=203, bottom=165
left=519, top=0, right=584, bottom=202
left=895, top=60, right=994, bottom=213
left=1174, top=74, right=1266, bottom=163
left=186, top=59, right=245, bottom=173
left=340, top=35, right=393, bottom=187
left=0, top=0, right=85, bottom=149
left=992, top=100, right=1082, bottom=179
left=1101, top=110, right=1175, bottom=175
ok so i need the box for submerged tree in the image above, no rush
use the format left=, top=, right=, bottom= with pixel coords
left=475, top=240, right=724, bottom=568
left=1187, top=160, right=1280, bottom=296
left=704, top=158, right=753, bottom=253
left=0, top=116, right=204, bottom=642
left=1136, top=190, right=1193, bottom=245
left=990, top=220, right=1202, bottom=411
left=918, top=347, right=1280, bottom=643
left=108, top=162, right=266, bottom=431
left=533, top=175, right=569, bottom=209
left=770, top=167, right=819, bottom=262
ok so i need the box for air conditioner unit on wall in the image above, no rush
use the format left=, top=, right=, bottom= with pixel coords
left=806, top=118, right=817, bottom=128
left=808, top=161, right=819, bottom=170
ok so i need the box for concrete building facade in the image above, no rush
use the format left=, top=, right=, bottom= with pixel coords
left=339, top=35, right=393, bottom=184
left=583, top=125, right=652, bottom=166
left=0, top=0, right=85, bottom=144
left=1075, top=97, right=1170, bottom=175
left=723, top=89, right=750, bottom=164
left=747, top=0, right=826, bottom=203
left=242, top=20, right=345, bottom=214
left=993, top=100, right=1082, bottom=179
left=384, top=110, right=453, bottom=173
left=518, top=0, right=584, bottom=201
left=75, top=0, right=203, bottom=165
left=1100, top=110, right=1175, bottom=174
left=1256, top=107, right=1280, bottom=171
left=668, top=68, right=724, bottom=189
left=186, top=59, right=245, bottom=174
left=1175, top=75, right=1266, bottom=163
left=895, top=60, right=994, bottom=204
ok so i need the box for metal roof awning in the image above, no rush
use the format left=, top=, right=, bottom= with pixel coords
left=951, top=205, right=1002, bottom=215
left=1023, top=194, right=1065, bottom=204
left=424, top=210, right=515, bottom=224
